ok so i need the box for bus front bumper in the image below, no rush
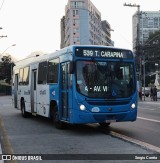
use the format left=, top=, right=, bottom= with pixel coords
left=70, top=109, right=137, bottom=124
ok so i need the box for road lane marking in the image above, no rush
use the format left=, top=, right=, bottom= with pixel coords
left=139, top=108, right=155, bottom=111
left=139, top=101, right=160, bottom=105
left=110, top=131, right=160, bottom=153
left=91, top=123, right=160, bottom=153
left=138, top=116, right=160, bottom=123
left=0, top=117, right=17, bottom=163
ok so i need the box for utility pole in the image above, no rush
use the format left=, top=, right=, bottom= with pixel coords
left=0, top=44, right=16, bottom=57
left=123, top=3, right=142, bottom=100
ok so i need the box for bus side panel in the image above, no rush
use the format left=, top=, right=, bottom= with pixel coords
left=16, top=85, right=30, bottom=111
left=17, top=85, right=22, bottom=110
left=49, top=84, right=59, bottom=114
left=36, top=84, right=50, bottom=117
left=22, top=86, right=31, bottom=113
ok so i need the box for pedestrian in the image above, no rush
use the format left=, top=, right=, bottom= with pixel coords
left=153, top=86, right=157, bottom=101
left=150, top=87, right=153, bottom=101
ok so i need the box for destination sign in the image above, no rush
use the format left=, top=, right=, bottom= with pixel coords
left=75, top=47, right=133, bottom=59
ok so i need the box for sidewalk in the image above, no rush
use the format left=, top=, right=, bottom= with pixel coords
left=139, top=96, right=160, bottom=104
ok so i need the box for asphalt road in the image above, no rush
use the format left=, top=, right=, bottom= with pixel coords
left=0, top=96, right=159, bottom=162
left=108, top=98, right=160, bottom=148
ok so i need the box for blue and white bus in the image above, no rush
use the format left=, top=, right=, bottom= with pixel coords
left=12, top=45, right=138, bottom=129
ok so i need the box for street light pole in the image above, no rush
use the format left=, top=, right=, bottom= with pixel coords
left=123, top=3, right=142, bottom=100
left=0, top=44, right=16, bottom=58
left=142, top=55, right=146, bottom=101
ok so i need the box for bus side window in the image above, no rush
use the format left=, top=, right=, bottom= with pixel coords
left=23, top=67, right=30, bottom=85
left=38, top=61, right=47, bottom=84
left=19, top=68, right=24, bottom=85
left=47, top=58, right=59, bottom=83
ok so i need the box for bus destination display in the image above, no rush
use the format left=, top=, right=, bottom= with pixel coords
left=75, top=47, right=133, bottom=59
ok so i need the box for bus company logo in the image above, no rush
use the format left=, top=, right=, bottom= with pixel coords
left=24, top=90, right=30, bottom=95
left=52, top=90, right=56, bottom=96
left=40, top=90, right=46, bottom=95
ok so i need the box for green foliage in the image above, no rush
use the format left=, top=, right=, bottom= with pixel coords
left=0, top=55, right=15, bottom=83
left=144, top=30, right=160, bottom=62
left=148, top=30, right=160, bottom=40
left=1, top=55, right=11, bottom=65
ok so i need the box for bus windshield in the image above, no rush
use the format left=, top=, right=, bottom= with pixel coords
left=76, top=60, right=136, bottom=99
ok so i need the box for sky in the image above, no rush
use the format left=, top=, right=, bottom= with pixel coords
left=0, top=0, right=160, bottom=60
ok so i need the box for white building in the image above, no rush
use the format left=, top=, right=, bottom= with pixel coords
left=133, top=11, right=160, bottom=49
left=61, top=0, right=114, bottom=48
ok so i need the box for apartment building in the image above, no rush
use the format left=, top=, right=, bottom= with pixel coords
left=60, top=0, right=114, bottom=49
left=133, top=11, right=160, bottom=49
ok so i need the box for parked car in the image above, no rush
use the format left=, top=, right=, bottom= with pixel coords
left=142, top=87, right=150, bottom=97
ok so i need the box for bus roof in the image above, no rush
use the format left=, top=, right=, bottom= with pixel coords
left=13, top=45, right=132, bottom=69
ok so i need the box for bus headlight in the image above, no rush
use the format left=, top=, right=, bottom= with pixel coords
left=80, top=104, right=86, bottom=111
left=131, top=103, right=136, bottom=109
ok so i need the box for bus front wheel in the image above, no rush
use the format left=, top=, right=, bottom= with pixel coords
left=52, top=107, right=65, bottom=129
left=99, top=122, right=110, bottom=128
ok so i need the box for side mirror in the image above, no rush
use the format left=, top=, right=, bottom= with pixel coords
left=69, top=61, right=74, bottom=74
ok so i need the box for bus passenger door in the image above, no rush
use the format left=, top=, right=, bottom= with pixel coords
left=61, top=63, right=70, bottom=120
left=31, top=69, right=37, bottom=113
left=14, top=74, right=18, bottom=108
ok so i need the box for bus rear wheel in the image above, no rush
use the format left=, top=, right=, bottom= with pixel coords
left=99, top=122, right=110, bottom=128
left=21, top=101, right=29, bottom=118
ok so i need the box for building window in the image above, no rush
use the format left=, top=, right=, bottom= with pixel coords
left=38, top=61, right=47, bottom=84
left=154, top=17, right=158, bottom=28
left=71, top=1, right=84, bottom=8
left=73, top=28, right=79, bottom=33
left=73, top=37, right=79, bottom=42
left=73, top=19, right=79, bottom=25
left=73, top=10, right=79, bottom=16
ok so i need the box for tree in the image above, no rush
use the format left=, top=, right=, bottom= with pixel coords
left=0, top=55, right=15, bottom=84
left=144, top=30, right=160, bottom=73
left=144, top=30, right=160, bottom=61
left=148, top=30, right=160, bottom=40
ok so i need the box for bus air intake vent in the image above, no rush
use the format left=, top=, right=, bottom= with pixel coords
left=87, top=100, right=130, bottom=106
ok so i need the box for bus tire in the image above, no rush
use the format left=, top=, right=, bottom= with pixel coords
left=99, top=122, right=110, bottom=128
left=21, top=101, right=29, bottom=118
left=52, top=107, right=65, bottom=129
